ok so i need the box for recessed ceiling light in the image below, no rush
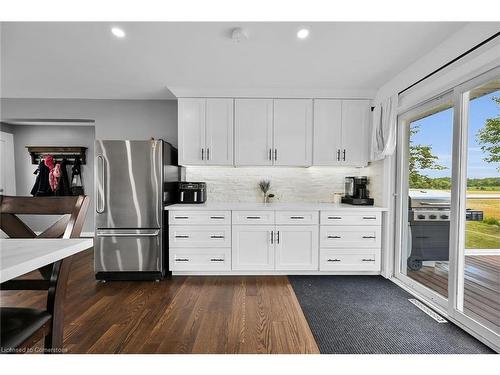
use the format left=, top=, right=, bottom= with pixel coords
left=111, top=27, right=126, bottom=38
left=297, top=28, right=310, bottom=39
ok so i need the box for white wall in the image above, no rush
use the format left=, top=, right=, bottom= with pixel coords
left=185, top=164, right=383, bottom=205
left=375, top=23, right=500, bottom=105
left=0, top=98, right=179, bottom=234
left=0, top=98, right=178, bottom=145
left=9, top=125, right=95, bottom=233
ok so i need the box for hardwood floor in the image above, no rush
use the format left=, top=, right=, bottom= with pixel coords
left=408, top=255, right=500, bottom=333
left=0, top=249, right=319, bottom=354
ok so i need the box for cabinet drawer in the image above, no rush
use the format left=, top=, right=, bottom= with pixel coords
left=320, top=225, right=381, bottom=248
left=168, top=210, right=231, bottom=225
left=170, top=248, right=231, bottom=271
left=275, top=211, right=319, bottom=225
left=320, top=211, right=381, bottom=226
left=320, top=250, right=380, bottom=271
left=232, top=211, right=275, bottom=225
left=169, top=225, right=231, bottom=247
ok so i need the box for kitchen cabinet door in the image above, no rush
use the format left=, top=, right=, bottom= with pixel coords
left=341, top=100, right=370, bottom=166
left=178, top=98, right=206, bottom=165
left=205, top=98, right=234, bottom=165
left=232, top=225, right=275, bottom=270
left=275, top=225, right=318, bottom=271
left=313, top=99, right=342, bottom=165
left=234, top=99, right=273, bottom=166
left=273, top=99, right=313, bottom=166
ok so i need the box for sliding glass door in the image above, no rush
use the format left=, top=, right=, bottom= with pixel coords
left=396, top=66, right=500, bottom=349
left=454, top=75, right=500, bottom=336
left=396, top=92, right=454, bottom=307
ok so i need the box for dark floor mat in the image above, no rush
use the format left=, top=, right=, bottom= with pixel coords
left=289, top=275, right=495, bottom=354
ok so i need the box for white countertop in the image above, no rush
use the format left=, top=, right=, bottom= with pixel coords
left=0, top=238, right=94, bottom=283
left=165, top=202, right=387, bottom=211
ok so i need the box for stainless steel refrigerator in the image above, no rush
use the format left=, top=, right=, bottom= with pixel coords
left=94, top=140, right=183, bottom=280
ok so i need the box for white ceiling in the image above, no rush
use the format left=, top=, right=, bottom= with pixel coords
left=0, top=22, right=468, bottom=100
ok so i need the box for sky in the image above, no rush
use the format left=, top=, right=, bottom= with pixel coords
left=411, top=90, right=499, bottom=179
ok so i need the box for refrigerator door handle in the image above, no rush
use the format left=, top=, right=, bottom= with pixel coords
left=96, top=155, right=105, bottom=214
left=96, top=230, right=160, bottom=237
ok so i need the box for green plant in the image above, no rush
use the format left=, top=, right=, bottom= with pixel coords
left=476, top=96, right=500, bottom=171
left=482, top=217, right=500, bottom=226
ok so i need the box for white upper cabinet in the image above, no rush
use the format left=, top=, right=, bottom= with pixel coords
left=178, top=98, right=234, bottom=166
left=313, top=99, right=342, bottom=165
left=341, top=100, right=370, bottom=166
left=273, top=99, right=312, bottom=166
left=179, top=97, right=369, bottom=167
left=178, top=98, right=206, bottom=165
left=234, top=99, right=273, bottom=166
left=313, top=99, right=370, bottom=166
left=206, top=99, right=234, bottom=165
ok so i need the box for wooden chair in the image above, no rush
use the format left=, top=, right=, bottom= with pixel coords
left=0, top=195, right=90, bottom=353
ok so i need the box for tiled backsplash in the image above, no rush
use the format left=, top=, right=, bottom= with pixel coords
left=185, top=164, right=383, bottom=204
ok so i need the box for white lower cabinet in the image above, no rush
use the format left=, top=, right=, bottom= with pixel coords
left=275, top=225, right=318, bottom=271
left=232, top=225, right=275, bottom=271
left=320, top=249, right=380, bottom=271
left=170, top=248, right=231, bottom=271
left=169, top=209, right=383, bottom=274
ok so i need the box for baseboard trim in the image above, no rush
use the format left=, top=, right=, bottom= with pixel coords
left=464, top=249, right=500, bottom=256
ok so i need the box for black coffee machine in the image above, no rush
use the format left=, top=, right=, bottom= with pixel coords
left=341, top=176, right=374, bottom=205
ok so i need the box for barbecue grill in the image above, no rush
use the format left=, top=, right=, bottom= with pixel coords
left=407, top=190, right=483, bottom=271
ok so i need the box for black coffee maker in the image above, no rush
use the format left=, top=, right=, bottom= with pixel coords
left=341, top=176, right=374, bottom=205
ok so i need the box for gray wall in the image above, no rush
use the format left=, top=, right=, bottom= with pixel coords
left=10, top=125, right=95, bottom=233
left=1, top=99, right=178, bottom=145
left=1, top=98, right=178, bottom=234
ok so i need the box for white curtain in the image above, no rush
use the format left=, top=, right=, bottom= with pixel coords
left=370, top=94, right=398, bottom=161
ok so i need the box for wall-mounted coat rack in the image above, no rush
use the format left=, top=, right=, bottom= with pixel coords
left=26, top=146, right=87, bottom=165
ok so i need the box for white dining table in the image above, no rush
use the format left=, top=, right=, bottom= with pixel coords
left=0, top=238, right=93, bottom=283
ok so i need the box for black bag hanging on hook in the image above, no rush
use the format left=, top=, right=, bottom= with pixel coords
left=70, top=156, right=84, bottom=196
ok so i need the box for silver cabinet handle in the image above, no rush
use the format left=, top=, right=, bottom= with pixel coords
left=276, top=230, right=280, bottom=244
left=96, top=155, right=105, bottom=214
left=336, top=149, right=340, bottom=161
left=362, top=216, right=377, bottom=220
left=175, top=235, right=190, bottom=238
left=210, top=258, right=224, bottom=262
left=269, top=149, right=272, bottom=161
left=201, top=148, right=204, bottom=160
left=290, top=216, right=304, bottom=219
left=246, top=216, right=261, bottom=219
left=328, top=216, right=342, bottom=220
left=362, top=259, right=375, bottom=262
left=174, top=216, right=189, bottom=219
left=270, top=231, right=274, bottom=244
left=97, top=231, right=160, bottom=237
left=274, top=148, right=277, bottom=161
left=327, top=258, right=341, bottom=262
left=362, top=236, right=376, bottom=239
left=210, top=235, right=225, bottom=239
left=342, top=149, right=346, bottom=161
left=210, top=216, right=225, bottom=219
left=176, top=258, right=189, bottom=262
left=327, top=235, right=341, bottom=239
left=207, top=148, right=210, bottom=160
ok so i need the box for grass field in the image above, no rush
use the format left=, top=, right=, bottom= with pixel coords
left=467, top=186, right=500, bottom=192
left=466, top=221, right=500, bottom=249
left=466, top=198, right=499, bottom=220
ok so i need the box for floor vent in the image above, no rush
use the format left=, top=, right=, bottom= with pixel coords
left=408, top=299, right=447, bottom=323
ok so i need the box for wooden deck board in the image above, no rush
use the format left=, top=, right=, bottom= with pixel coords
left=0, top=249, right=319, bottom=354
left=408, top=255, right=500, bottom=332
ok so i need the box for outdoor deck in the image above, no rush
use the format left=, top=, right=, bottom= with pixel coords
left=408, top=255, right=500, bottom=333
